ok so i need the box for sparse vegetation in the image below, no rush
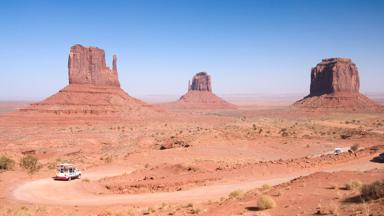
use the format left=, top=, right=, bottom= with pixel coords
left=228, top=190, right=243, bottom=199
left=345, top=180, right=362, bottom=191
left=190, top=207, right=201, bottom=214
left=186, top=203, right=193, bottom=208
left=257, top=195, right=276, bottom=210
left=360, top=180, right=384, bottom=201
left=19, top=155, right=41, bottom=174
left=146, top=207, right=156, bottom=214
left=279, top=128, right=289, bottom=137
left=0, top=155, right=15, bottom=171
left=100, top=155, right=113, bottom=164
left=261, top=184, right=272, bottom=191
left=252, top=124, right=257, bottom=130
left=47, top=162, right=56, bottom=170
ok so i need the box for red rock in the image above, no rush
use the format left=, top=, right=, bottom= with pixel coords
left=189, top=72, right=212, bottom=92
left=165, top=72, right=236, bottom=109
left=294, top=58, right=382, bottom=112
left=68, top=44, right=120, bottom=87
left=19, top=44, right=162, bottom=118
left=309, top=58, right=359, bottom=96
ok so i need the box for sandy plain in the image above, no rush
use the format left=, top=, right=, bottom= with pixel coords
left=0, top=97, right=383, bottom=216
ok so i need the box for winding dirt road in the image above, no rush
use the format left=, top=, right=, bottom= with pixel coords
left=12, top=157, right=382, bottom=206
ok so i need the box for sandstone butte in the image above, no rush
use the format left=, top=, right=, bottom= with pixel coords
left=173, top=72, right=237, bottom=109
left=18, top=44, right=160, bottom=118
left=293, top=58, right=382, bottom=111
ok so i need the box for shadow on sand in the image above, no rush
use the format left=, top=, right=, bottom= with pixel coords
left=245, top=206, right=261, bottom=211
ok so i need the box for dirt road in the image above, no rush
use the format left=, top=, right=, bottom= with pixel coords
left=12, top=157, right=382, bottom=206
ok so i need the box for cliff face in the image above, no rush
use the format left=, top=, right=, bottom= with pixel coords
left=168, top=72, right=237, bottom=109
left=310, top=58, right=359, bottom=96
left=68, top=44, right=120, bottom=87
left=189, top=72, right=212, bottom=92
left=19, top=44, right=162, bottom=117
left=293, top=58, right=382, bottom=112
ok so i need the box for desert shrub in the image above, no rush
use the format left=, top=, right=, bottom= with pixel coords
left=229, top=190, right=243, bottom=199
left=47, top=162, right=56, bottom=170
left=190, top=207, right=201, bottom=214
left=144, top=207, right=156, bottom=214
left=19, top=155, right=41, bottom=174
left=350, top=144, right=360, bottom=152
left=252, top=124, right=257, bottom=130
left=186, top=203, right=194, bottom=208
left=279, top=128, right=289, bottom=137
left=0, top=155, right=15, bottom=171
left=100, top=155, right=113, bottom=164
left=340, top=132, right=352, bottom=139
left=257, top=195, right=276, bottom=210
left=261, top=184, right=272, bottom=191
left=360, top=180, right=384, bottom=201
left=345, top=180, right=362, bottom=191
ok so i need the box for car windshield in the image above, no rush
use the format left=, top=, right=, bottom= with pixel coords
left=57, top=166, right=73, bottom=173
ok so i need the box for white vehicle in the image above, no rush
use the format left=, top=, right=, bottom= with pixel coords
left=54, top=163, right=81, bottom=181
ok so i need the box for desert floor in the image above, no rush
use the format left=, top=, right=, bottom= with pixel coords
left=0, top=101, right=383, bottom=216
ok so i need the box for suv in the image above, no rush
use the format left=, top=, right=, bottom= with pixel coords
left=54, top=163, right=81, bottom=181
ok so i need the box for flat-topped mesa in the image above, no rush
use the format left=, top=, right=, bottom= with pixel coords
left=188, top=72, right=212, bottom=92
left=68, top=44, right=120, bottom=87
left=310, top=58, right=359, bottom=96
left=293, top=57, right=382, bottom=112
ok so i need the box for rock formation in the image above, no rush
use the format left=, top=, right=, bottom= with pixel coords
left=19, top=45, right=160, bottom=118
left=293, top=58, right=382, bottom=111
left=189, top=72, right=212, bottom=92
left=171, top=72, right=236, bottom=109
left=309, top=58, right=359, bottom=96
left=68, top=45, right=120, bottom=86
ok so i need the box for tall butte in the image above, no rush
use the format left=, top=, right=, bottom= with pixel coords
left=20, top=44, right=159, bottom=117
left=293, top=58, right=382, bottom=111
left=172, top=72, right=236, bottom=109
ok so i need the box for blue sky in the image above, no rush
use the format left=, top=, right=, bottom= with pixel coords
left=0, top=0, right=383, bottom=100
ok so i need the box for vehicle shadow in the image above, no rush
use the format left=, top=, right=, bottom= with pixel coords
left=51, top=177, right=68, bottom=181
left=245, top=206, right=260, bottom=211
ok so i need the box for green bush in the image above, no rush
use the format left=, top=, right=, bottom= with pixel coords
left=361, top=180, right=384, bottom=201
left=19, top=155, right=41, bottom=174
left=0, top=155, right=15, bottom=171
left=257, top=195, right=276, bottom=210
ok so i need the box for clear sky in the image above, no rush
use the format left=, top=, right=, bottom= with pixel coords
left=0, top=0, right=383, bottom=100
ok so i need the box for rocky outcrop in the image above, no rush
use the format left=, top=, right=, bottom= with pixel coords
left=294, top=58, right=382, bottom=112
left=188, top=72, right=212, bottom=92
left=309, top=58, right=359, bottom=96
left=19, top=44, right=161, bottom=118
left=166, top=72, right=236, bottom=109
left=68, top=44, right=120, bottom=87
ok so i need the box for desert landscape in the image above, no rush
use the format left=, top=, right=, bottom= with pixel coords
left=0, top=44, right=383, bottom=216
left=1, top=1, right=384, bottom=216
